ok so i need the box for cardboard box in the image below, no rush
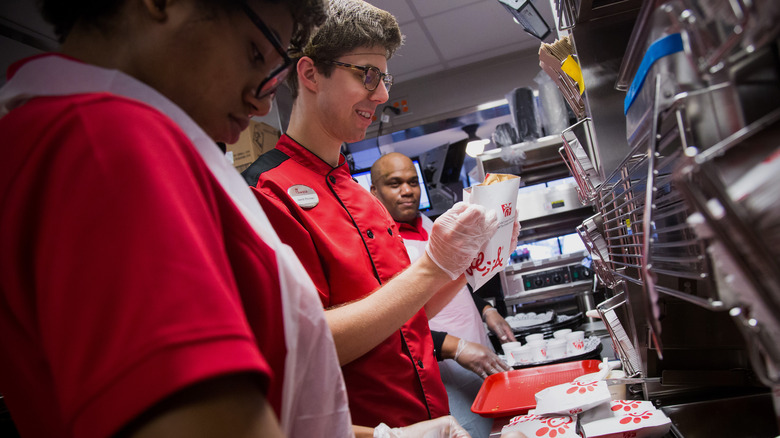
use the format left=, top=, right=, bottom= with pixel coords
left=226, top=120, right=281, bottom=173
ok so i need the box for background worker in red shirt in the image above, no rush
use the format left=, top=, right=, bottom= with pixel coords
left=371, top=152, right=518, bottom=438
left=242, top=0, right=502, bottom=434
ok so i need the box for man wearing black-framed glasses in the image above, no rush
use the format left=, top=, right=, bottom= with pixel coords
left=320, top=60, right=394, bottom=92
left=240, top=2, right=294, bottom=99
left=242, top=0, right=497, bottom=435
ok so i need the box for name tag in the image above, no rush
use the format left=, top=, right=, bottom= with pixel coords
left=288, top=184, right=319, bottom=209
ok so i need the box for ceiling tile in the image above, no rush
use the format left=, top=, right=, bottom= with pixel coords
left=412, top=0, right=488, bottom=18
left=423, top=1, right=536, bottom=61
left=388, top=22, right=441, bottom=75
left=365, top=0, right=416, bottom=24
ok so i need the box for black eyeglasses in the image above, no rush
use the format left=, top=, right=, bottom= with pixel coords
left=240, top=3, right=293, bottom=99
left=322, top=60, right=393, bottom=92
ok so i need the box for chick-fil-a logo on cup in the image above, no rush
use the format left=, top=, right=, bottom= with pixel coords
left=501, top=202, right=513, bottom=217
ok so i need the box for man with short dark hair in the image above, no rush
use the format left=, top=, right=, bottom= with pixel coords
left=371, top=152, right=518, bottom=438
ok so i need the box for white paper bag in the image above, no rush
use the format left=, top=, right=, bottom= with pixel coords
left=462, top=174, right=521, bottom=290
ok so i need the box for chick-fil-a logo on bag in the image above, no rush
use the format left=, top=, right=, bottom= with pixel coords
left=565, top=381, right=599, bottom=395
left=506, top=414, right=540, bottom=427
left=465, top=247, right=504, bottom=277
left=501, top=202, right=513, bottom=217
left=612, top=400, right=643, bottom=412
left=619, top=411, right=654, bottom=425
left=533, top=416, right=575, bottom=438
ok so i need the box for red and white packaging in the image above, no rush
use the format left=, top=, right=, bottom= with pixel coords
left=502, top=414, right=580, bottom=438
left=579, top=400, right=657, bottom=424
left=579, top=407, right=671, bottom=438
left=462, top=174, right=521, bottom=290
left=534, top=380, right=612, bottom=416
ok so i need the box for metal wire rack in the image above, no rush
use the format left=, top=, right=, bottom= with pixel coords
left=558, top=118, right=602, bottom=204
left=597, top=291, right=642, bottom=378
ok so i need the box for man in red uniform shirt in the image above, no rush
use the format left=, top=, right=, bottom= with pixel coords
left=371, top=152, right=519, bottom=438
left=242, top=0, right=502, bottom=432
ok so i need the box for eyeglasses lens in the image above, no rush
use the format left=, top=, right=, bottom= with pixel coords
left=364, top=67, right=392, bottom=92
left=257, top=65, right=292, bottom=98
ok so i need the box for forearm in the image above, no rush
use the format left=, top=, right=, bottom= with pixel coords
left=325, top=252, right=451, bottom=365
left=353, top=425, right=374, bottom=438
left=423, top=275, right=467, bottom=318
left=439, top=334, right=460, bottom=360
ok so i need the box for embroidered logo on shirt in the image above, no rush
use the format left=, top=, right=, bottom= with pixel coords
left=288, top=184, right=319, bottom=209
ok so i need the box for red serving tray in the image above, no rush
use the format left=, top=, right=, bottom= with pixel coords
left=471, top=359, right=601, bottom=418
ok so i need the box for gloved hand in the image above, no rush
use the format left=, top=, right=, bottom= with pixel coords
left=453, top=338, right=510, bottom=378
left=482, top=307, right=517, bottom=343
left=511, top=218, right=521, bottom=245
left=374, top=416, right=471, bottom=438
left=426, top=202, right=498, bottom=279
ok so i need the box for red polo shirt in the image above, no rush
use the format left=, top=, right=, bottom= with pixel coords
left=396, top=216, right=429, bottom=242
left=0, top=91, right=284, bottom=438
left=243, top=135, right=449, bottom=428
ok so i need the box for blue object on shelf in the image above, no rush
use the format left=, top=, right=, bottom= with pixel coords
left=624, top=33, right=684, bottom=115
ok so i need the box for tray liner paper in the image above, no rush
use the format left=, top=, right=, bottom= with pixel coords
left=463, top=173, right=521, bottom=290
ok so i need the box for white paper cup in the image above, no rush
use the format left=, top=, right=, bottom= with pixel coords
left=565, top=331, right=585, bottom=355
left=553, top=328, right=572, bottom=339
left=511, top=345, right=534, bottom=365
left=501, top=341, right=522, bottom=354
left=527, top=339, right=547, bottom=362
left=503, top=342, right=524, bottom=362
left=607, top=370, right=627, bottom=400
left=546, top=338, right=567, bottom=359
left=525, top=333, right=544, bottom=343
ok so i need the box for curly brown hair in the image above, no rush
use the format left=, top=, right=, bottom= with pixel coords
left=286, top=0, right=403, bottom=98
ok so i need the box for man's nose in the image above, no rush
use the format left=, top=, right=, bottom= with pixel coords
left=370, top=81, right=390, bottom=103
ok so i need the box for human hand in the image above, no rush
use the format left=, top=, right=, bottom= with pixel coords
left=373, top=416, right=471, bottom=438
left=483, top=307, right=517, bottom=343
left=453, top=338, right=510, bottom=378
left=426, top=202, right=498, bottom=279
left=511, top=218, right=521, bottom=246
left=500, top=431, right=529, bottom=438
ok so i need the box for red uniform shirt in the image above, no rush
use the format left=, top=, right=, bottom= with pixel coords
left=0, top=92, right=285, bottom=438
left=396, top=215, right=429, bottom=241
left=244, top=135, right=449, bottom=427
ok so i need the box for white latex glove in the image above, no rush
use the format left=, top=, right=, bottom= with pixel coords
left=453, top=338, right=511, bottom=378
left=483, top=307, right=516, bottom=343
left=426, top=202, right=498, bottom=279
left=511, top=218, right=521, bottom=245
left=374, top=416, right=471, bottom=438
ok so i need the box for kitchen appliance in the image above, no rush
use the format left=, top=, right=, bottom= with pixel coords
left=552, top=0, right=780, bottom=433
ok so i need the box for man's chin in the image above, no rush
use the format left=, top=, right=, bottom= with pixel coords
left=397, top=210, right=419, bottom=223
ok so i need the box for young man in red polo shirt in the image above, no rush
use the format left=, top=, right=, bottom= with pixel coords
left=242, top=0, right=501, bottom=433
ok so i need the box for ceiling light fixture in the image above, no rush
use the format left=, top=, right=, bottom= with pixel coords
left=462, top=123, right=490, bottom=157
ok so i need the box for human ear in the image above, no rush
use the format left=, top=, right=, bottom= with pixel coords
left=297, top=56, right=319, bottom=94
